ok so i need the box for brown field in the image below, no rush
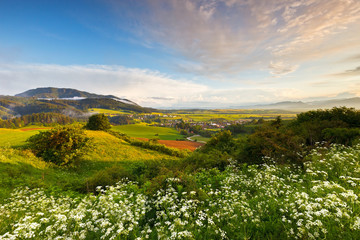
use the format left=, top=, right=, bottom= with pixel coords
left=137, top=138, right=204, bottom=151
left=20, top=127, right=49, bottom=131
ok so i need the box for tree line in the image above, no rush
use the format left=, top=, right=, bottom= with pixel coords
left=0, top=112, right=74, bottom=128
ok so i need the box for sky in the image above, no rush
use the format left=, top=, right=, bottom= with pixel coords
left=0, top=0, right=360, bottom=108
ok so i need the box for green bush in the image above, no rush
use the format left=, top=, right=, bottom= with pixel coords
left=86, top=113, right=111, bottom=130
left=86, top=165, right=132, bottom=193
left=201, top=130, right=236, bottom=154
left=27, top=124, right=91, bottom=166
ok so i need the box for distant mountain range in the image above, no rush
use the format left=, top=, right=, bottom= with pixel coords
left=234, top=98, right=360, bottom=111
left=0, top=87, right=152, bottom=119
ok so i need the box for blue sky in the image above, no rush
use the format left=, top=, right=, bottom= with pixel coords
left=1, top=0, right=360, bottom=108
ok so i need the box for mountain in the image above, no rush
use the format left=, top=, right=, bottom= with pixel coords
left=0, top=87, right=152, bottom=119
left=236, top=98, right=360, bottom=111
left=16, top=87, right=138, bottom=105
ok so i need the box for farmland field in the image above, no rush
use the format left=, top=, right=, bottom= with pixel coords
left=159, top=109, right=298, bottom=121
left=112, top=123, right=185, bottom=140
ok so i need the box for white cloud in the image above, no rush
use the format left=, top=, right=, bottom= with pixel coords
left=0, top=63, right=208, bottom=107
left=109, top=0, right=360, bottom=77
left=268, top=61, right=298, bottom=76
left=0, top=63, right=314, bottom=108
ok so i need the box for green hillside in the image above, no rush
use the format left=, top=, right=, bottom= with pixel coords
left=0, top=128, right=48, bottom=147
left=0, top=129, right=179, bottom=201
left=0, top=88, right=152, bottom=120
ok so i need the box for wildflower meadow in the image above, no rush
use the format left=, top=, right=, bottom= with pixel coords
left=1, top=143, right=359, bottom=239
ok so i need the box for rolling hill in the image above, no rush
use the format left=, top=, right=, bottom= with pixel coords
left=0, top=87, right=152, bottom=119
left=16, top=87, right=138, bottom=106
left=235, top=98, right=360, bottom=111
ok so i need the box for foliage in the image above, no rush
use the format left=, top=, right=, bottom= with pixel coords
left=130, top=139, right=190, bottom=158
left=0, top=113, right=74, bottom=128
left=322, top=127, right=360, bottom=145
left=86, top=113, right=111, bottom=131
left=27, top=124, right=91, bottom=165
left=239, top=125, right=304, bottom=165
left=1, top=144, right=360, bottom=239
left=201, top=130, right=236, bottom=154
left=109, top=114, right=134, bottom=125
left=237, top=107, right=360, bottom=165
left=292, top=107, right=360, bottom=145
left=86, top=165, right=133, bottom=193
left=181, top=150, right=230, bottom=172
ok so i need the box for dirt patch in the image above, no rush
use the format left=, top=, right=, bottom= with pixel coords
left=158, top=140, right=204, bottom=151
left=20, top=128, right=48, bottom=131
left=136, top=138, right=204, bottom=151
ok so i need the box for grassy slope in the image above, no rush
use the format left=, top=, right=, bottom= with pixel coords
left=89, top=108, right=131, bottom=115
left=112, top=123, right=184, bottom=140
left=0, top=130, right=178, bottom=201
left=0, top=127, right=49, bottom=147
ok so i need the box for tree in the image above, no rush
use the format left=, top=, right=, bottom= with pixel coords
left=86, top=113, right=111, bottom=130
left=201, top=130, right=236, bottom=154
left=27, top=124, right=91, bottom=166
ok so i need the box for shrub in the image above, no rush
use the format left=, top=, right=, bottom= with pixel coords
left=86, top=113, right=111, bottom=130
left=27, top=124, right=91, bottom=166
left=201, top=130, right=236, bottom=154
left=86, top=165, right=132, bottom=193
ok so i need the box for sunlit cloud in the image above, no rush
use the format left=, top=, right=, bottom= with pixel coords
left=109, top=0, right=360, bottom=77
left=330, top=66, right=360, bottom=77
left=0, top=63, right=208, bottom=107
left=0, top=63, right=315, bottom=108
left=268, top=61, right=298, bottom=76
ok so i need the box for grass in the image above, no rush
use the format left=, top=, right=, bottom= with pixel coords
left=89, top=108, right=131, bottom=115
left=0, top=127, right=49, bottom=147
left=84, top=130, right=178, bottom=162
left=0, top=130, right=179, bottom=202
left=189, top=135, right=211, bottom=143
left=112, top=123, right=184, bottom=140
left=1, top=143, right=359, bottom=239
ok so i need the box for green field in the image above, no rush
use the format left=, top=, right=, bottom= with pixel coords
left=112, top=123, right=184, bottom=140
left=188, top=135, right=210, bottom=143
left=159, top=109, right=298, bottom=121
left=89, top=108, right=131, bottom=116
left=0, top=130, right=179, bottom=201
left=0, top=127, right=49, bottom=147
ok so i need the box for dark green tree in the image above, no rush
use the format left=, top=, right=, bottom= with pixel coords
left=201, top=130, right=236, bottom=154
left=86, top=113, right=111, bottom=130
left=27, top=124, right=91, bottom=166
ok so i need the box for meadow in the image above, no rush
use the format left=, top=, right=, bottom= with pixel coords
left=0, top=127, right=48, bottom=147
left=0, top=130, right=180, bottom=201
left=1, top=143, right=359, bottom=239
left=112, top=123, right=184, bottom=140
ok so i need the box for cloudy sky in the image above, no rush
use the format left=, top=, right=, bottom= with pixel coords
left=1, top=0, right=360, bottom=108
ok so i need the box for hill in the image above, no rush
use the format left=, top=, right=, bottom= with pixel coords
left=0, top=87, right=152, bottom=119
left=16, top=87, right=138, bottom=106
left=237, top=98, right=360, bottom=111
